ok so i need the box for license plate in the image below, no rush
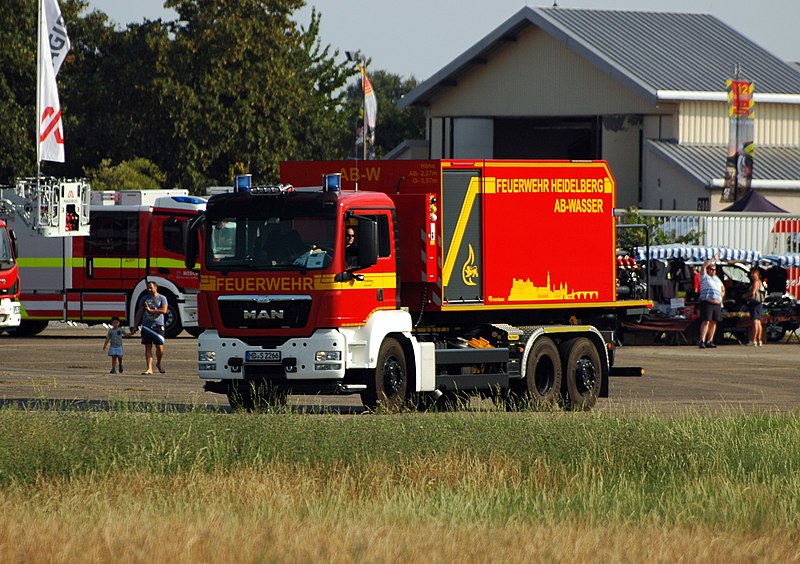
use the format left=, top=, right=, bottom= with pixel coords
left=245, top=350, right=282, bottom=362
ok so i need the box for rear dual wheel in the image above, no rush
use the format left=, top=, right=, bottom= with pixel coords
left=501, top=337, right=562, bottom=410
left=559, top=337, right=602, bottom=411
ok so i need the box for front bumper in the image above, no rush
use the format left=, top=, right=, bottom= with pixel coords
left=0, top=298, right=21, bottom=329
left=197, top=329, right=347, bottom=381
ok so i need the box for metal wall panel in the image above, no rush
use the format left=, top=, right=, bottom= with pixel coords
left=428, top=26, right=658, bottom=118
left=679, top=101, right=800, bottom=145
left=620, top=209, right=800, bottom=256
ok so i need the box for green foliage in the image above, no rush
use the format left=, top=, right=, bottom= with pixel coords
left=0, top=0, right=39, bottom=181
left=157, top=1, right=348, bottom=190
left=83, top=158, right=166, bottom=191
left=2, top=1, right=357, bottom=191
left=618, top=206, right=702, bottom=250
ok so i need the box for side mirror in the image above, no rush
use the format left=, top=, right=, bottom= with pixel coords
left=9, top=229, right=17, bottom=259
left=356, top=217, right=378, bottom=269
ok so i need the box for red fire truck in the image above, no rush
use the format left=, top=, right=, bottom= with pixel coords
left=186, top=160, right=651, bottom=411
left=0, top=218, right=21, bottom=330
left=2, top=184, right=205, bottom=337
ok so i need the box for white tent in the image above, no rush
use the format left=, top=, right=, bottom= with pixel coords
left=636, top=245, right=761, bottom=263
left=761, top=254, right=800, bottom=268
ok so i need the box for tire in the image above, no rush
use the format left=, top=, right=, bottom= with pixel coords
left=361, top=337, right=408, bottom=412
left=765, top=323, right=786, bottom=343
left=226, top=380, right=288, bottom=412
left=9, top=320, right=49, bottom=337
left=162, top=294, right=183, bottom=339
left=560, top=337, right=602, bottom=411
left=524, top=337, right=563, bottom=407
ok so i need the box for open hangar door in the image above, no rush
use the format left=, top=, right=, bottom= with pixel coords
left=493, top=117, right=600, bottom=160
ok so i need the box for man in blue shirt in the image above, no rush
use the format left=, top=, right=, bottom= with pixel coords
left=131, top=281, right=169, bottom=374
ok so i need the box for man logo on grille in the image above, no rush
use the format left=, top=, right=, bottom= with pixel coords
left=244, top=310, right=285, bottom=320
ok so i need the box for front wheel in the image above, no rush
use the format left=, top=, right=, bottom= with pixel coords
left=765, top=323, right=786, bottom=342
left=9, top=320, right=49, bottom=337
left=560, top=337, right=602, bottom=411
left=361, top=338, right=408, bottom=412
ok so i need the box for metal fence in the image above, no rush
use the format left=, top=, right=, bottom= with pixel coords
left=615, top=209, right=800, bottom=258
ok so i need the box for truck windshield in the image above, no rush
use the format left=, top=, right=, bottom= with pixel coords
left=207, top=216, right=336, bottom=270
left=0, top=227, right=14, bottom=267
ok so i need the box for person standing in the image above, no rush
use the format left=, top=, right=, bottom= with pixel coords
left=744, top=267, right=765, bottom=346
left=102, top=316, right=129, bottom=373
left=131, top=281, right=169, bottom=374
left=698, top=254, right=725, bottom=349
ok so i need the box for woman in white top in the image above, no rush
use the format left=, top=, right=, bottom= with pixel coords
left=698, top=253, right=725, bottom=348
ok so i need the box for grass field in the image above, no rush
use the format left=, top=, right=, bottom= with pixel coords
left=1, top=406, right=799, bottom=562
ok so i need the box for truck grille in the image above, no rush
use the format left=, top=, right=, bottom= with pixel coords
left=218, top=295, right=311, bottom=329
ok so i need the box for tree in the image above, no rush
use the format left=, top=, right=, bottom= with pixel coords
left=617, top=206, right=702, bottom=251
left=83, top=158, right=166, bottom=191
left=158, top=0, right=349, bottom=191
left=62, top=15, right=173, bottom=181
left=341, top=69, right=425, bottom=158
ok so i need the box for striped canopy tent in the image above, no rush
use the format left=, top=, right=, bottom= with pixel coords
left=635, top=245, right=762, bottom=263
left=760, top=254, right=800, bottom=268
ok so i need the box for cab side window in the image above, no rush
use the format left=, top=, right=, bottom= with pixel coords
left=86, top=212, right=139, bottom=257
left=162, top=217, right=187, bottom=255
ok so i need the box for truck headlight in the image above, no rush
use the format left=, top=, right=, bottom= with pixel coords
left=198, top=351, right=216, bottom=362
left=315, top=351, right=341, bottom=362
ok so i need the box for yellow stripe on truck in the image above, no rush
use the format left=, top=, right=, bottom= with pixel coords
left=199, top=273, right=397, bottom=293
left=18, top=257, right=192, bottom=269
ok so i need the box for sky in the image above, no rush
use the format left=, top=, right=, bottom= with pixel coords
left=87, top=0, right=800, bottom=81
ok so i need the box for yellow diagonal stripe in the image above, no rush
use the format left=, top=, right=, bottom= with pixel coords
left=442, top=177, right=480, bottom=288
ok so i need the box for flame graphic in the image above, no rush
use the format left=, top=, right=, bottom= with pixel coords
left=462, top=244, right=478, bottom=286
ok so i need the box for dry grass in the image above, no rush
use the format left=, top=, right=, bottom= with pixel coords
left=2, top=409, right=800, bottom=561
left=1, top=460, right=799, bottom=563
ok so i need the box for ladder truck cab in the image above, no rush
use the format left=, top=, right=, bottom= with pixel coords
left=186, top=160, right=651, bottom=411
left=0, top=179, right=205, bottom=337
left=0, top=177, right=90, bottom=332
left=0, top=218, right=20, bottom=330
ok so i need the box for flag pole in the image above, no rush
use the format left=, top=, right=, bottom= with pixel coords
left=362, top=62, right=367, bottom=162
left=36, top=0, right=43, bottom=182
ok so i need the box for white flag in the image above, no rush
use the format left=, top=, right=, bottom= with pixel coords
left=45, top=0, right=70, bottom=75
left=37, top=0, right=71, bottom=163
left=360, top=66, right=377, bottom=131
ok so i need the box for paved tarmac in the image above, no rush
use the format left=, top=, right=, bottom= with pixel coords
left=1, top=323, right=798, bottom=415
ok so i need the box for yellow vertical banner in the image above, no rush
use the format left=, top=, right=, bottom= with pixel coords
left=722, top=79, right=755, bottom=203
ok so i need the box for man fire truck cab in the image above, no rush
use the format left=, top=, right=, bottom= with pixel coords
left=0, top=218, right=21, bottom=330
left=186, top=160, right=651, bottom=411
left=0, top=179, right=205, bottom=337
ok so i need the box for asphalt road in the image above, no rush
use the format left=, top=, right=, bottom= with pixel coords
left=1, top=323, right=799, bottom=415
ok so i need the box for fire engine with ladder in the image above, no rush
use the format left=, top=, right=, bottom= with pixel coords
left=0, top=216, right=20, bottom=330
left=0, top=178, right=206, bottom=337
left=185, top=160, right=650, bottom=412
